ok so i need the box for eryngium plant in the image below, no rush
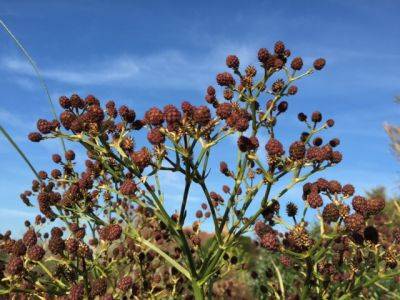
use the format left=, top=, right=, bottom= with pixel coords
left=0, top=41, right=398, bottom=299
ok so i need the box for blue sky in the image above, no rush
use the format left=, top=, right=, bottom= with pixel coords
left=0, top=0, right=399, bottom=234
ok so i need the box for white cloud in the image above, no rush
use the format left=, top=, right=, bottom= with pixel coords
left=0, top=42, right=257, bottom=90
left=0, top=108, right=31, bottom=130
left=1, top=55, right=140, bottom=86
left=0, top=208, right=34, bottom=218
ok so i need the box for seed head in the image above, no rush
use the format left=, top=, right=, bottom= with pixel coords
left=344, top=213, right=364, bottom=232
left=163, top=105, right=182, bottom=124
left=260, top=232, right=279, bottom=251
left=235, top=118, right=249, bottom=132
left=66, top=238, right=79, bottom=255
left=277, top=101, right=288, bottom=113
left=27, top=245, right=45, bottom=261
left=119, top=105, right=136, bottom=123
left=120, top=179, right=137, bottom=196
left=327, top=119, right=335, bottom=127
left=216, top=103, right=232, bottom=120
left=65, top=150, right=76, bottom=161
left=12, top=240, right=27, bottom=256
left=364, top=226, right=379, bottom=244
left=28, top=132, right=42, bottom=142
left=219, top=161, right=229, bottom=176
left=181, top=101, right=194, bottom=115
left=59, top=96, right=71, bottom=109
left=342, top=184, right=355, bottom=197
left=23, top=229, right=37, bottom=247
left=145, top=107, right=164, bottom=126
left=131, top=147, right=151, bottom=170
left=287, top=85, right=298, bottom=95
left=48, top=236, right=65, bottom=255
left=272, top=79, right=285, bottom=93
left=100, top=224, right=122, bottom=241
left=207, top=86, right=216, bottom=95
left=37, top=119, right=52, bottom=134
left=60, top=111, right=76, bottom=129
left=195, top=210, right=203, bottom=218
left=367, top=197, right=385, bottom=215
left=274, top=41, right=285, bottom=54
left=258, top=48, right=270, bottom=63
left=328, top=180, right=342, bottom=194
left=307, top=192, right=323, bottom=208
left=91, top=278, right=108, bottom=297
left=286, top=202, right=298, bottom=217
left=6, top=256, right=24, bottom=275
left=70, top=94, right=84, bottom=108
left=291, top=57, right=303, bottom=70
left=147, top=128, right=165, bottom=145
left=226, top=55, right=240, bottom=69
left=265, top=138, right=284, bottom=157
left=289, top=141, right=306, bottom=160
left=322, top=203, right=340, bottom=223
left=193, top=106, right=211, bottom=126
left=216, top=72, right=235, bottom=86
left=298, top=112, right=307, bottom=122
left=311, top=111, right=322, bottom=123
left=331, top=151, right=343, bottom=163
left=313, top=58, right=326, bottom=70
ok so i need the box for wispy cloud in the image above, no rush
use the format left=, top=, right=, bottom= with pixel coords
left=1, top=55, right=140, bottom=86
left=0, top=208, right=34, bottom=218
left=0, top=42, right=256, bottom=90
left=0, top=108, right=31, bottom=130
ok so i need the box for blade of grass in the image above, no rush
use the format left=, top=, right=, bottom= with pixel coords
left=0, top=19, right=66, bottom=153
left=271, top=259, right=285, bottom=300
left=0, top=124, right=42, bottom=183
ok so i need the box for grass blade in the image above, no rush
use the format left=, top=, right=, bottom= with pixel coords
left=0, top=19, right=66, bottom=153
left=0, top=124, right=42, bottom=183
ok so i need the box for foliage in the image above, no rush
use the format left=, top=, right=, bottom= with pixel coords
left=0, top=40, right=399, bottom=300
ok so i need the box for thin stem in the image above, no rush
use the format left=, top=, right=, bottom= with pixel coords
left=0, top=19, right=66, bottom=153
left=0, top=124, right=42, bottom=183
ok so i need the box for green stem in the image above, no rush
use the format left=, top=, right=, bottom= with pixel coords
left=192, top=280, right=205, bottom=300
left=0, top=124, right=42, bottom=183
left=0, top=19, right=66, bottom=153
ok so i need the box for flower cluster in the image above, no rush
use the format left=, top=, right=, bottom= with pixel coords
left=0, top=41, right=398, bottom=299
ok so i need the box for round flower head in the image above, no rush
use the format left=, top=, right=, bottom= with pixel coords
left=322, top=203, right=339, bottom=223
left=286, top=202, right=298, bottom=217
left=216, top=103, right=232, bottom=120
left=27, top=245, right=45, bottom=261
left=6, top=256, right=24, bottom=275
left=266, top=138, right=284, bottom=157
left=147, top=128, right=165, bottom=145
left=117, top=276, right=133, bottom=292
left=226, top=55, right=240, bottom=69
left=91, top=278, right=108, bottom=297
left=216, top=72, right=235, bottom=87
left=23, top=229, right=37, bottom=247
left=260, top=232, right=280, bottom=251
left=163, top=105, right=182, bottom=124
left=274, top=41, right=285, bottom=54
left=367, top=197, right=385, bottom=215
left=344, top=213, right=365, bottom=232
left=258, top=48, right=270, bottom=63
left=307, top=192, right=323, bottom=209
left=193, top=106, right=211, bottom=126
left=145, top=107, right=164, bottom=126
left=291, top=57, right=303, bottom=70
left=289, top=141, right=306, bottom=160
left=313, top=58, right=326, bottom=70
